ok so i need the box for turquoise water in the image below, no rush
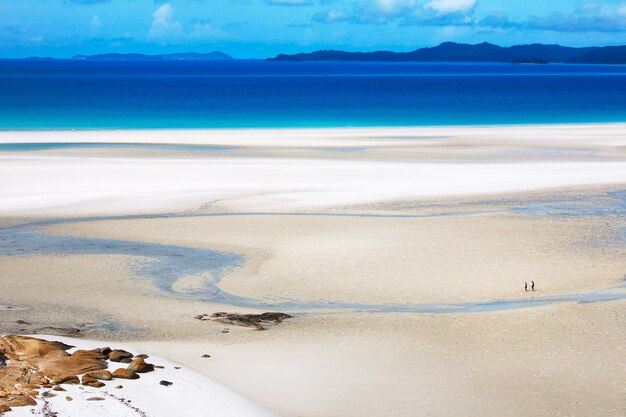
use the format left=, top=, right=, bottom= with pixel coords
left=0, top=143, right=233, bottom=152
left=1, top=60, right=626, bottom=129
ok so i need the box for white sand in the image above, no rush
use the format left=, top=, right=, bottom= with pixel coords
left=8, top=335, right=279, bottom=417
left=0, top=156, right=624, bottom=215
left=1, top=125, right=625, bottom=215
left=2, top=124, right=626, bottom=147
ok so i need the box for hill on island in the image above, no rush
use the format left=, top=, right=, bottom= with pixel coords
left=268, top=42, right=626, bottom=64
left=73, top=51, right=233, bottom=61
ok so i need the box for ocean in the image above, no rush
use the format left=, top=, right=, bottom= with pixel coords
left=1, top=59, right=626, bottom=129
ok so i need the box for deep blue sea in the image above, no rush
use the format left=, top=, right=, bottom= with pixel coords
left=1, top=59, right=626, bottom=129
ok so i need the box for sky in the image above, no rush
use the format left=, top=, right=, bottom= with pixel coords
left=2, top=0, right=626, bottom=58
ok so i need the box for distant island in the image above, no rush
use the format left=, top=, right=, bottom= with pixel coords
left=72, top=52, right=233, bottom=61
left=268, top=42, right=626, bottom=64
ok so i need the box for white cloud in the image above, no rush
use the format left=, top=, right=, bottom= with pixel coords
left=319, top=8, right=352, bottom=22
left=375, top=0, right=415, bottom=13
left=90, top=15, right=101, bottom=32
left=148, top=3, right=182, bottom=40
left=425, top=0, right=477, bottom=15
left=189, top=21, right=227, bottom=39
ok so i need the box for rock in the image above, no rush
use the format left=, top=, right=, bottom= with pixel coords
left=209, top=312, right=293, bottom=330
left=85, top=370, right=112, bottom=380
left=112, top=368, right=139, bottom=380
left=65, top=396, right=73, bottom=401
left=32, top=353, right=107, bottom=380
left=108, top=350, right=133, bottom=362
left=0, top=335, right=72, bottom=361
left=0, top=405, right=11, bottom=413
left=72, top=350, right=106, bottom=360
left=95, top=347, right=112, bottom=356
left=41, top=391, right=56, bottom=398
left=43, top=350, right=70, bottom=359
left=81, top=375, right=97, bottom=386
left=174, top=366, right=181, bottom=370
left=52, top=386, right=66, bottom=392
left=159, top=380, right=173, bottom=386
left=120, top=358, right=133, bottom=364
left=154, top=365, right=164, bottom=369
left=127, top=358, right=154, bottom=373
left=2, top=393, right=36, bottom=408
left=52, top=375, right=80, bottom=385
left=134, top=354, right=149, bottom=359
left=15, top=320, right=30, bottom=325
left=86, top=397, right=105, bottom=401
left=201, top=354, right=211, bottom=358
left=115, top=385, right=123, bottom=389
left=15, top=383, right=39, bottom=390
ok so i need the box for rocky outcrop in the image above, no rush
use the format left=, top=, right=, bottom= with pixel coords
left=127, top=358, right=154, bottom=374
left=0, top=335, right=159, bottom=412
left=195, top=311, right=293, bottom=330
left=108, top=350, right=133, bottom=362
left=112, top=368, right=139, bottom=379
left=85, top=370, right=113, bottom=380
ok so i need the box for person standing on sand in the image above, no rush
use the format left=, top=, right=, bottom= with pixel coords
left=525, top=282, right=528, bottom=292
left=531, top=281, right=535, bottom=291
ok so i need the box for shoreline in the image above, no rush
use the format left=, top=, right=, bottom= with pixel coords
left=1, top=121, right=626, bottom=134
left=1, top=123, right=626, bottom=146
left=4, top=334, right=279, bottom=417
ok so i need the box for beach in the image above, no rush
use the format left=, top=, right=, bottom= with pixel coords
left=1, top=124, right=625, bottom=416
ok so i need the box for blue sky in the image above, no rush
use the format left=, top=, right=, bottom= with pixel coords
left=2, top=0, right=626, bottom=58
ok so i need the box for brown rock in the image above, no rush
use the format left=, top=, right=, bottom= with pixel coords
left=108, top=350, right=133, bottom=362
left=15, top=383, right=39, bottom=390
left=159, top=380, right=173, bottom=386
left=72, top=350, right=106, bottom=360
left=65, top=396, right=73, bottom=401
left=127, top=358, right=154, bottom=373
left=43, top=350, right=70, bottom=359
left=0, top=335, right=72, bottom=361
left=94, top=347, right=111, bottom=356
left=86, top=397, right=105, bottom=401
left=52, top=386, right=66, bottom=392
left=3, top=393, right=37, bottom=407
left=0, top=405, right=11, bottom=413
left=52, top=375, right=80, bottom=385
left=111, top=368, right=139, bottom=380
left=32, top=353, right=107, bottom=379
left=85, top=370, right=112, bottom=380
left=81, top=375, right=97, bottom=386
